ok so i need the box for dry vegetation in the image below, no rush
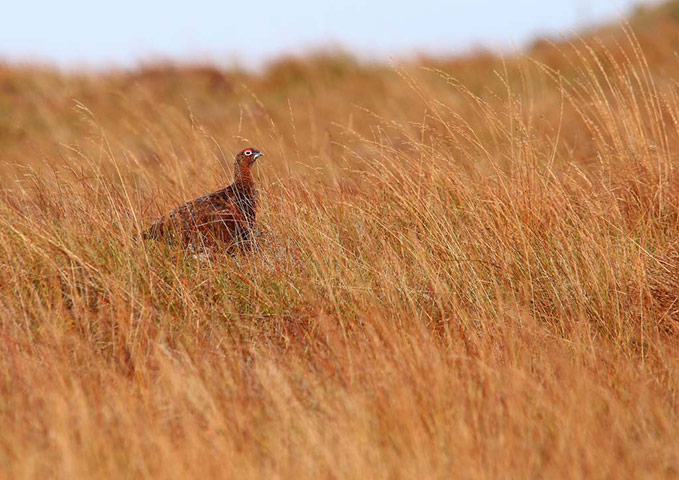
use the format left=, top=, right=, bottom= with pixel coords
left=3, top=4, right=679, bottom=479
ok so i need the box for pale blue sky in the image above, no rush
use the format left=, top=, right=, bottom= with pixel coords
left=0, top=0, right=654, bottom=69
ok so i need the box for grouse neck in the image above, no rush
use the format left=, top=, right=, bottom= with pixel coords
left=233, top=163, right=255, bottom=189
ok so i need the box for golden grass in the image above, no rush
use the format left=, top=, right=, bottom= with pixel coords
left=2, top=16, right=679, bottom=479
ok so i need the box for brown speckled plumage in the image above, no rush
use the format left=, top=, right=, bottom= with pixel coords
left=143, top=147, right=263, bottom=250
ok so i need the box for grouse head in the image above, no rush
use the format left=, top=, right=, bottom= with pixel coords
left=235, top=147, right=263, bottom=168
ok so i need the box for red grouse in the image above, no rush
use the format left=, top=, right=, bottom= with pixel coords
left=143, top=147, right=263, bottom=250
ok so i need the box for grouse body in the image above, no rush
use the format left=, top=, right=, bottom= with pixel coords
left=143, top=147, right=263, bottom=250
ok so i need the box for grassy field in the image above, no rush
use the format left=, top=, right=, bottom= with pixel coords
left=2, top=3, right=679, bottom=478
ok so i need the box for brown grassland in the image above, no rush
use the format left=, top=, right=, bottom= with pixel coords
left=3, top=3, right=679, bottom=478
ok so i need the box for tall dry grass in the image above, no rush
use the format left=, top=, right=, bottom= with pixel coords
left=2, top=17, right=679, bottom=479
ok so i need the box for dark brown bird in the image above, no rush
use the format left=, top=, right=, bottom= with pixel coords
left=143, top=147, right=263, bottom=250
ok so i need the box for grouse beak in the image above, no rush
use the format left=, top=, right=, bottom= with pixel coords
left=253, top=151, right=264, bottom=160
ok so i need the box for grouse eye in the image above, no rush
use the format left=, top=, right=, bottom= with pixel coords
left=244, top=150, right=252, bottom=156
